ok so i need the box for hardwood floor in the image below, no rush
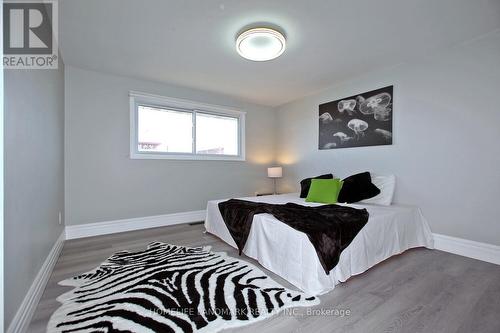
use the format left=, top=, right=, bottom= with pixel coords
left=28, top=223, right=500, bottom=333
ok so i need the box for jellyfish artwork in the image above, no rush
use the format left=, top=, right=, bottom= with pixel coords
left=319, top=112, right=334, bottom=124
left=347, top=119, right=369, bottom=140
left=374, top=128, right=392, bottom=141
left=359, top=93, right=391, bottom=115
left=337, top=99, right=357, bottom=115
left=374, top=105, right=392, bottom=121
left=333, top=131, right=351, bottom=143
left=323, top=142, right=337, bottom=149
left=356, top=95, right=365, bottom=111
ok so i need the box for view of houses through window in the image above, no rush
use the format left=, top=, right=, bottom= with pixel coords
left=137, top=105, right=239, bottom=156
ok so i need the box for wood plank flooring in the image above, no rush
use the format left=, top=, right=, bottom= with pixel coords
left=28, top=223, right=500, bottom=333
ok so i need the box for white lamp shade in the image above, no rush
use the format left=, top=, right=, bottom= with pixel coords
left=267, top=166, right=283, bottom=178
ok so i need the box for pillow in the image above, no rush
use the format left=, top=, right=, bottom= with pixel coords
left=360, top=174, right=396, bottom=206
left=338, top=172, right=380, bottom=203
left=305, top=179, right=343, bottom=204
left=300, top=174, right=333, bottom=198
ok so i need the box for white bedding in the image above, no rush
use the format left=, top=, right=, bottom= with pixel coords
left=204, top=193, right=434, bottom=295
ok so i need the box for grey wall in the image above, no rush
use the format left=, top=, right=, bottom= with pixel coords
left=0, top=3, right=4, bottom=326
left=4, top=62, right=65, bottom=327
left=275, top=30, right=500, bottom=246
left=65, top=66, right=276, bottom=225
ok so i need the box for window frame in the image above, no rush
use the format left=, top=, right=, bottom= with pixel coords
left=129, top=91, right=246, bottom=161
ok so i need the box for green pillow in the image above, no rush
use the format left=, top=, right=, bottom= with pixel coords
left=305, top=178, right=343, bottom=204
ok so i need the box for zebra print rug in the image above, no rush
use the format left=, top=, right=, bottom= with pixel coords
left=48, top=242, right=319, bottom=332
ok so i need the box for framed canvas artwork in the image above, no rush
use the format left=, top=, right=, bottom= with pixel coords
left=319, top=86, right=393, bottom=149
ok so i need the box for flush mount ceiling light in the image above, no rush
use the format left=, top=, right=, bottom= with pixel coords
left=236, top=27, right=286, bottom=61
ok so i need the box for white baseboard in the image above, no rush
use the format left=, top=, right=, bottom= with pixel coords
left=7, top=231, right=65, bottom=333
left=433, top=233, right=500, bottom=265
left=65, top=210, right=206, bottom=240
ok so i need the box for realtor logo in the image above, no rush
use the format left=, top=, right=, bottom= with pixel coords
left=3, top=0, right=58, bottom=69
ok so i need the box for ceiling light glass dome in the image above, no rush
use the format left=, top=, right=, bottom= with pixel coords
left=236, top=28, right=286, bottom=61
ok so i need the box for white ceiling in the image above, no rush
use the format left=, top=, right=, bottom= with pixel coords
left=59, top=0, right=500, bottom=106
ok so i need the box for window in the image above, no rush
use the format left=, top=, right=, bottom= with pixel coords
left=130, top=92, right=245, bottom=160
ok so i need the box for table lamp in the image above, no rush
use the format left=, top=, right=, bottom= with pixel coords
left=267, top=166, right=283, bottom=195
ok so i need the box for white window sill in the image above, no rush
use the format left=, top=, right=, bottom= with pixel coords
left=130, top=152, right=246, bottom=161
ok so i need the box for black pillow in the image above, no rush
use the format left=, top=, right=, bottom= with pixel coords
left=338, top=172, right=380, bottom=203
left=300, top=174, right=334, bottom=198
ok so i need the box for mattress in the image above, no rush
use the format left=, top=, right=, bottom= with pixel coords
left=204, top=193, right=434, bottom=295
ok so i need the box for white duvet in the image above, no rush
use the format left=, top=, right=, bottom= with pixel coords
left=204, top=193, right=434, bottom=295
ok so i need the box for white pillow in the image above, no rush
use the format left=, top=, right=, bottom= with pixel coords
left=360, top=174, right=396, bottom=206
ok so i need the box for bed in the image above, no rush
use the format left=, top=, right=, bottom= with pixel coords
left=204, top=193, right=434, bottom=295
